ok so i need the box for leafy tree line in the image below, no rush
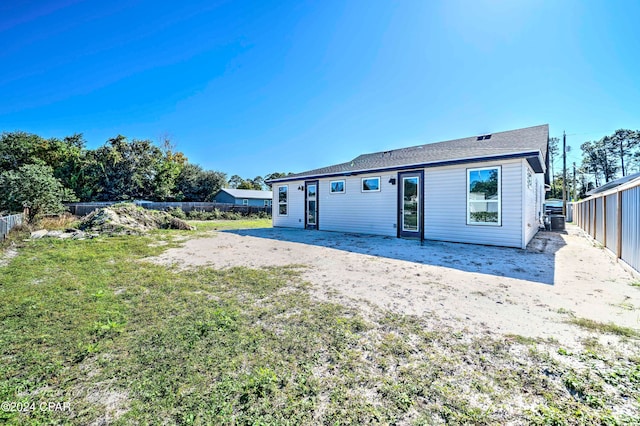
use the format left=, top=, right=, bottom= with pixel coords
left=0, top=131, right=290, bottom=218
left=547, top=129, right=640, bottom=200
left=227, top=172, right=293, bottom=190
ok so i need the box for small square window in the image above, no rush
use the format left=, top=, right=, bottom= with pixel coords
left=330, top=180, right=345, bottom=193
left=361, top=177, right=380, bottom=192
left=242, top=199, right=249, bottom=206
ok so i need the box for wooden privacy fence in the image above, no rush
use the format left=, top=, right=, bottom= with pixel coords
left=66, top=201, right=271, bottom=217
left=574, top=178, right=640, bottom=274
left=0, top=213, right=24, bottom=240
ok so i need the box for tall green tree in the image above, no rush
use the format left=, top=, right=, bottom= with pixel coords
left=608, top=129, right=640, bottom=177
left=0, top=131, right=93, bottom=201
left=174, top=163, right=204, bottom=201
left=174, top=164, right=226, bottom=201
left=251, top=176, right=265, bottom=190
left=199, top=170, right=228, bottom=201
left=237, top=177, right=264, bottom=190
left=581, top=138, right=618, bottom=187
left=0, top=131, right=44, bottom=172
left=263, top=172, right=293, bottom=188
left=44, top=134, right=89, bottom=200
left=89, top=136, right=184, bottom=201
left=228, top=175, right=243, bottom=189
left=153, top=136, right=187, bottom=200
left=547, top=137, right=560, bottom=196
left=0, top=164, right=76, bottom=221
left=596, top=136, right=618, bottom=183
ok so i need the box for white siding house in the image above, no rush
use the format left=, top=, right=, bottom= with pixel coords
left=269, top=125, right=549, bottom=249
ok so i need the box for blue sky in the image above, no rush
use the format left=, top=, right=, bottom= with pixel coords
left=1, top=0, right=639, bottom=178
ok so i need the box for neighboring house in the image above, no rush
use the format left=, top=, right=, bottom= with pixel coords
left=266, top=124, right=549, bottom=249
left=213, top=188, right=273, bottom=207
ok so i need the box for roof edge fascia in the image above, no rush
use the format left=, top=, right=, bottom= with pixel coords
left=266, top=151, right=543, bottom=184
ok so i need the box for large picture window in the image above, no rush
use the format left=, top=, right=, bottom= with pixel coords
left=278, top=185, right=288, bottom=216
left=361, top=177, right=380, bottom=192
left=467, top=167, right=501, bottom=225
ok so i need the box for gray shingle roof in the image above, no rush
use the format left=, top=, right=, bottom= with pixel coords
left=219, top=188, right=273, bottom=199
left=272, top=124, right=549, bottom=181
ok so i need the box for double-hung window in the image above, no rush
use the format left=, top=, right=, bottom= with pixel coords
left=467, top=167, right=501, bottom=225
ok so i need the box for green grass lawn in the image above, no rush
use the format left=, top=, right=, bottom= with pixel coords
left=0, top=222, right=639, bottom=425
left=187, top=218, right=271, bottom=233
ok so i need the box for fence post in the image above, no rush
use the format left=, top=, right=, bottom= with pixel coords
left=592, top=199, right=596, bottom=238
left=588, top=201, right=591, bottom=236
left=616, top=189, right=623, bottom=259
left=603, top=196, right=607, bottom=247
left=579, top=202, right=582, bottom=227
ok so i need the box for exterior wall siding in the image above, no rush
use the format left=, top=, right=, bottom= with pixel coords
left=271, top=159, right=533, bottom=248
left=213, top=192, right=236, bottom=204
left=523, top=164, right=543, bottom=248
left=318, top=173, right=398, bottom=236
left=423, top=159, right=524, bottom=248
left=244, top=198, right=271, bottom=207
left=214, top=192, right=270, bottom=206
left=272, top=182, right=305, bottom=228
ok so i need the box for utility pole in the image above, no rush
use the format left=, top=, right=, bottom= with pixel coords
left=573, top=162, right=577, bottom=201
left=562, top=131, right=567, bottom=216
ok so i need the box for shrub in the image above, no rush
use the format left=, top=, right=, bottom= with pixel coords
left=221, top=211, right=242, bottom=220
left=182, top=207, right=270, bottom=221
left=166, top=207, right=186, bottom=219
left=187, top=209, right=220, bottom=220
left=0, top=164, right=76, bottom=223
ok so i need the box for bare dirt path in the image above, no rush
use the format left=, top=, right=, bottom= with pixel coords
left=151, top=225, right=640, bottom=348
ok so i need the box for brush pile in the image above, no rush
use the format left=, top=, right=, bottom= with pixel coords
left=78, top=203, right=194, bottom=235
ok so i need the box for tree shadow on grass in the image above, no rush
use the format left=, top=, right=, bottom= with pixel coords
left=224, top=228, right=566, bottom=285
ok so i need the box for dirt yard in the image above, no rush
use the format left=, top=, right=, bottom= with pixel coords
left=152, top=224, right=640, bottom=349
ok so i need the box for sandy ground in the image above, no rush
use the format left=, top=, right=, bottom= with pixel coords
left=151, top=225, right=640, bottom=347
left=0, top=246, right=18, bottom=267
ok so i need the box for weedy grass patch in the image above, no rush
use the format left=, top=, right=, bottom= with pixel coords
left=0, top=230, right=639, bottom=425
left=568, top=317, right=639, bottom=338
left=185, top=218, right=271, bottom=233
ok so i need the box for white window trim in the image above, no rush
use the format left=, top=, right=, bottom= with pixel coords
left=330, top=179, right=346, bottom=194
left=467, top=166, right=501, bottom=226
left=277, top=185, right=288, bottom=216
left=361, top=177, right=381, bottom=192
left=242, top=199, right=249, bottom=206
left=264, top=199, right=271, bottom=207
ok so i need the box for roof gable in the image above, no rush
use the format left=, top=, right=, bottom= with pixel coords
left=218, top=188, right=273, bottom=199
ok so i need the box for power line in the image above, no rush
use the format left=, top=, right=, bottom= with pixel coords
left=564, top=129, right=623, bottom=138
